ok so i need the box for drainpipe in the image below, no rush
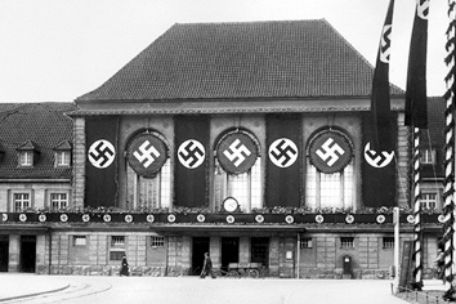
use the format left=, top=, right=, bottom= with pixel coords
left=296, top=232, right=300, bottom=279
left=48, top=230, right=52, bottom=275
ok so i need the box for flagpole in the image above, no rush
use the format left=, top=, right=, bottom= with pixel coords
left=412, top=126, right=423, bottom=290
left=443, top=0, right=456, bottom=300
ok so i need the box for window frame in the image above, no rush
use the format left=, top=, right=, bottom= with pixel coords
left=109, top=235, right=126, bottom=261
left=55, top=151, right=71, bottom=167
left=382, top=237, right=394, bottom=250
left=18, top=151, right=34, bottom=167
left=13, top=192, right=31, bottom=212
left=50, top=192, right=68, bottom=210
left=420, top=192, right=438, bottom=210
left=150, top=236, right=165, bottom=248
left=340, top=237, right=355, bottom=249
left=72, top=235, right=87, bottom=247
left=300, top=237, right=313, bottom=249
left=420, top=148, right=436, bottom=165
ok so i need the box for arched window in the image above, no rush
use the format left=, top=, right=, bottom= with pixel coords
left=213, top=130, right=262, bottom=211
left=126, top=131, right=171, bottom=210
left=305, top=129, right=355, bottom=210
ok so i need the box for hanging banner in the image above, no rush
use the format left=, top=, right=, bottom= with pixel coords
left=127, top=133, right=168, bottom=178
left=174, top=115, right=209, bottom=207
left=308, top=130, right=352, bottom=174
left=85, top=116, right=120, bottom=207
left=265, top=114, right=301, bottom=207
left=216, top=132, right=258, bottom=175
left=362, top=112, right=397, bottom=207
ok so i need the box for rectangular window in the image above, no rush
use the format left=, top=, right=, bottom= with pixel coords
left=55, top=151, right=71, bottom=167
left=110, top=236, right=126, bottom=261
left=340, top=237, right=354, bottom=249
left=420, top=148, right=436, bottom=164
left=420, top=193, right=438, bottom=210
left=19, top=151, right=33, bottom=167
left=300, top=237, right=313, bottom=249
left=150, top=236, right=165, bottom=247
left=50, top=193, right=68, bottom=210
left=14, top=193, right=30, bottom=211
left=73, top=235, right=87, bottom=246
left=383, top=237, right=394, bottom=249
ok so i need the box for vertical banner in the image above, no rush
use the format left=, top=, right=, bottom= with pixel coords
left=405, top=0, right=429, bottom=128
left=85, top=116, right=120, bottom=207
left=174, top=115, right=209, bottom=207
left=265, top=114, right=301, bottom=207
left=362, top=112, right=397, bottom=207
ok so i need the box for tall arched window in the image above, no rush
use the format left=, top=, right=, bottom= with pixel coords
left=305, top=129, right=354, bottom=210
left=213, top=130, right=262, bottom=211
left=126, top=131, right=171, bottom=210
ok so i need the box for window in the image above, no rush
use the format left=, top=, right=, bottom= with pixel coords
left=150, top=236, right=165, bottom=247
left=14, top=193, right=30, bottom=211
left=50, top=193, right=68, bottom=210
left=19, top=151, right=33, bottom=167
left=420, top=192, right=438, bottom=210
left=300, top=237, right=313, bottom=249
left=110, top=236, right=126, bottom=261
left=383, top=237, right=394, bottom=249
left=340, top=237, right=354, bottom=249
left=55, top=151, right=71, bottom=167
left=420, top=148, right=436, bottom=164
left=213, top=131, right=262, bottom=212
left=73, top=236, right=87, bottom=246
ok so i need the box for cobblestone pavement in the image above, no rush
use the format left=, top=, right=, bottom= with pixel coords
left=0, top=275, right=412, bottom=304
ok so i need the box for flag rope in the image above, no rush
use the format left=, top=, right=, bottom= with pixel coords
left=443, top=0, right=456, bottom=299
left=412, top=127, right=423, bottom=290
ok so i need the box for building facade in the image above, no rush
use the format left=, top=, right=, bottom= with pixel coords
left=0, top=20, right=445, bottom=279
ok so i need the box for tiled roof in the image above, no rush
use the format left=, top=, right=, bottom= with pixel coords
left=77, top=20, right=403, bottom=102
left=421, top=96, right=445, bottom=179
left=0, top=103, right=75, bottom=179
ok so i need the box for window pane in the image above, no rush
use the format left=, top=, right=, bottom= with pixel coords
left=320, top=172, right=341, bottom=208
left=305, top=160, right=317, bottom=209
left=228, top=172, right=249, bottom=210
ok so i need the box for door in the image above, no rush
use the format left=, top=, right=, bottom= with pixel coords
left=251, top=237, right=269, bottom=267
left=221, top=237, right=239, bottom=274
left=0, top=235, right=8, bottom=272
left=20, top=235, right=36, bottom=273
left=191, top=237, right=209, bottom=275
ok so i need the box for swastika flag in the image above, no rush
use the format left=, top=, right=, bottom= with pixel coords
left=174, top=115, right=210, bottom=207
left=265, top=114, right=301, bottom=208
left=85, top=116, right=120, bottom=207
left=370, top=0, right=395, bottom=151
left=405, top=0, right=429, bottom=129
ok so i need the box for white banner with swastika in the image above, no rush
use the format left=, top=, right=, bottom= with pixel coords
left=88, top=139, right=116, bottom=169
left=268, top=138, right=298, bottom=168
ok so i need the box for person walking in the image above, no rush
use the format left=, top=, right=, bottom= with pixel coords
left=120, top=255, right=130, bottom=276
left=200, top=252, right=216, bottom=279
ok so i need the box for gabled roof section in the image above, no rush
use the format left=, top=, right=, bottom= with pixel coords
left=17, top=140, right=39, bottom=152
left=53, top=140, right=72, bottom=151
left=77, top=19, right=403, bottom=102
left=0, top=102, right=75, bottom=179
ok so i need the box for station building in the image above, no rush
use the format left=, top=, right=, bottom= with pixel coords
left=0, top=20, right=445, bottom=278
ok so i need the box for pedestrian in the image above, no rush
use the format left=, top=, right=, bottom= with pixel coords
left=435, top=247, right=445, bottom=281
left=120, top=255, right=130, bottom=276
left=200, top=252, right=216, bottom=279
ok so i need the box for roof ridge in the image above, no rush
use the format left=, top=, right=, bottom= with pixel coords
left=174, top=19, right=325, bottom=27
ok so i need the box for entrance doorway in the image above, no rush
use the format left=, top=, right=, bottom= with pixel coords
left=20, top=235, right=36, bottom=273
left=221, top=237, right=239, bottom=274
left=0, top=235, right=8, bottom=272
left=191, top=237, right=209, bottom=275
left=251, top=237, right=269, bottom=267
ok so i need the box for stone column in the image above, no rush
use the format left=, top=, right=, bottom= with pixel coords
left=397, top=113, right=410, bottom=207
left=269, top=237, right=280, bottom=276
left=210, top=237, right=221, bottom=269
left=72, top=117, right=86, bottom=209
left=8, top=234, right=20, bottom=272
left=239, top=237, right=250, bottom=264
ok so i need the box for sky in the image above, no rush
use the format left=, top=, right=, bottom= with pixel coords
left=0, top=0, right=450, bottom=102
